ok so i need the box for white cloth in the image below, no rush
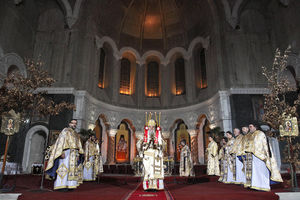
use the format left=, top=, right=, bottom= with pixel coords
left=225, top=165, right=234, bottom=183
left=142, top=148, right=164, bottom=190
left=83, top=156, right=95, bottom=181
left=143, top=179, right=164, bottom=190
left=54, top=149, right=78, bottom=190
left=0, top=162, right=20, bottom=175
left=251, top=154, right=270, bottom=191
left=235, top=156, right=246, bottom=184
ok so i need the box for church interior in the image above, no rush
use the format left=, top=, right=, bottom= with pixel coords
left=0, top=0, right=300, bottom=199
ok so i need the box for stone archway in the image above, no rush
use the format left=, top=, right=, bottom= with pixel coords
left=22, top=125, right=49, bottom=173
left=95, top=114, right=110, bottom=164
left=196, top=114, right=210, bottom=164
left=118, top=119, right=136, bottom=164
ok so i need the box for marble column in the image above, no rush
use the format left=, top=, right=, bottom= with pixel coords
left=107, top=129, right=118, bottom=164
left=188, top=129, right=199, bottom=164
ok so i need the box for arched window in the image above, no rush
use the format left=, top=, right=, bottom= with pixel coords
left=146, top=61, right=160, bottom=97
left=174, top=57, right=186, bottom=95
left=120, top=58, right=132, bottom=95
left=98, top=48, right=106, bottom=88
left=194, top=48, right=207, bottom=89
left=7, top=65, right=20, bottom=78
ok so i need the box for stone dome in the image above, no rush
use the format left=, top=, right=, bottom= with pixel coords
left=94, top=0, right=213, bottom=54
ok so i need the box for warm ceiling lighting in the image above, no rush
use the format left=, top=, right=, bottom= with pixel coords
left=144, top=15, right=159, bottom=26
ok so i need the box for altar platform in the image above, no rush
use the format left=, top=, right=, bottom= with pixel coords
left=101, top=164, right=207, bottom=176
left=1, top=173, right=298, bottom=200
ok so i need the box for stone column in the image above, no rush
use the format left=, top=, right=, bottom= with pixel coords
left=197, top=118, right=206, bottom=164
left=107, top=129, right=117, bottom=164
left=73, top=91, right=87, bottom=130
left=219, top=91, right=232, bottom=132
left=188, top=129, right=199, bottom=164
left=111, top=58, right=121, bottom=104
left=184, top=58, right=196, bottom=103
left=162, top=131, right=171, bottom=156
left=198, top=128, right=205, bottom=164
left=161, top=64, right=170, bottom=107
left=137, top=64, right=145, bottom=107
left=135, top=131, right=144, bottom=157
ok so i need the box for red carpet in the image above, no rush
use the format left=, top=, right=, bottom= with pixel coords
left=1, top=174, right=294, bottom=200
left=165, top=181, right=279, bottom=200
left=125, top=183, right=173, bottom=200
left=18, top=182, right=139, bottom=200
left=2, top=175, right=139, bottom=200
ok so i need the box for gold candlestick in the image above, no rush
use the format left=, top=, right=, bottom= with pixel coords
left=145, top=112, right=147, bottom=126
left=159, top=112, right=161, bottom=127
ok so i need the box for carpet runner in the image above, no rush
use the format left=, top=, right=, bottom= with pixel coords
left=125, top=183, right=174, bottom=200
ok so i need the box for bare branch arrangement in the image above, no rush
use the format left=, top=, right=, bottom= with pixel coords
left=262, top=46, right=300, bottom=187
left=0, top=58, right=75, bottom=117
left=262, top=46, right=300, bottom=134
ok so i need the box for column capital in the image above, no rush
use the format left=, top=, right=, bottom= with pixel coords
left=108, top=129, right=118, bottom=137
left=187, top=129, right=197, bottom=137
left=162, top=131, right=171, bottom=139
left=135, top=131, right=144, bottom=140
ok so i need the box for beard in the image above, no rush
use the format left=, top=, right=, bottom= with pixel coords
left=69, top=125, right=76, bottom=130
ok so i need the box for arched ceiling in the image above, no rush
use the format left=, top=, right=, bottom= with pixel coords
left=94, top=0, right=213, bottom=54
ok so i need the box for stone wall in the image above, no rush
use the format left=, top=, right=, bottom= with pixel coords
left=0, top=0, right=39, bottom=59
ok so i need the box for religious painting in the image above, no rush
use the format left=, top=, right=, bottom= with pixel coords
left=251, top=96, right=264, bottom=121
left=1, top=110, right=21, bottom=136
left=175, top=123, right=190, bottom=162
left=279, top=116, right=299, bottom=137
left=49, top=130, right=61, bottom=146
left=115, top=123, right=130, bottom=163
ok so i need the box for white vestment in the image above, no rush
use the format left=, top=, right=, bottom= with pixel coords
left=235, top=156, right=246, bottom=184
left=54, top=149, right=78, bottom=190
left=142, top=148, right=164, bottom=190
left=251, top=154, right=270, bottom=191
left=83, top=155, right=95, bottom=181
left=83, top=140, right=102, bottom=181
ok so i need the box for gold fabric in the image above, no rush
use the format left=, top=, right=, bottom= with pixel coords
left=84, top=139, right=101, bottom=180
left=46, top=127, right=84, bottom=181
left=179, top=145, right=195, bottom=177
left=230, top=134, right=244, bottom=156
left=218, top=146, right=225, bottom=181
left=219, top=137, right=235, bottom=183
left=245, top=152, right=252, bottom=188
left=225, top=137, right=235, bottom=173
left=84, top=139, right=98, bottom=163
left=206, top=140, right=220, bottom=176
left=247, top=130, right=283, bottom=183
left=77, top=163, right=83, bottom=184
left=243, top=132, right=254, bottom=155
